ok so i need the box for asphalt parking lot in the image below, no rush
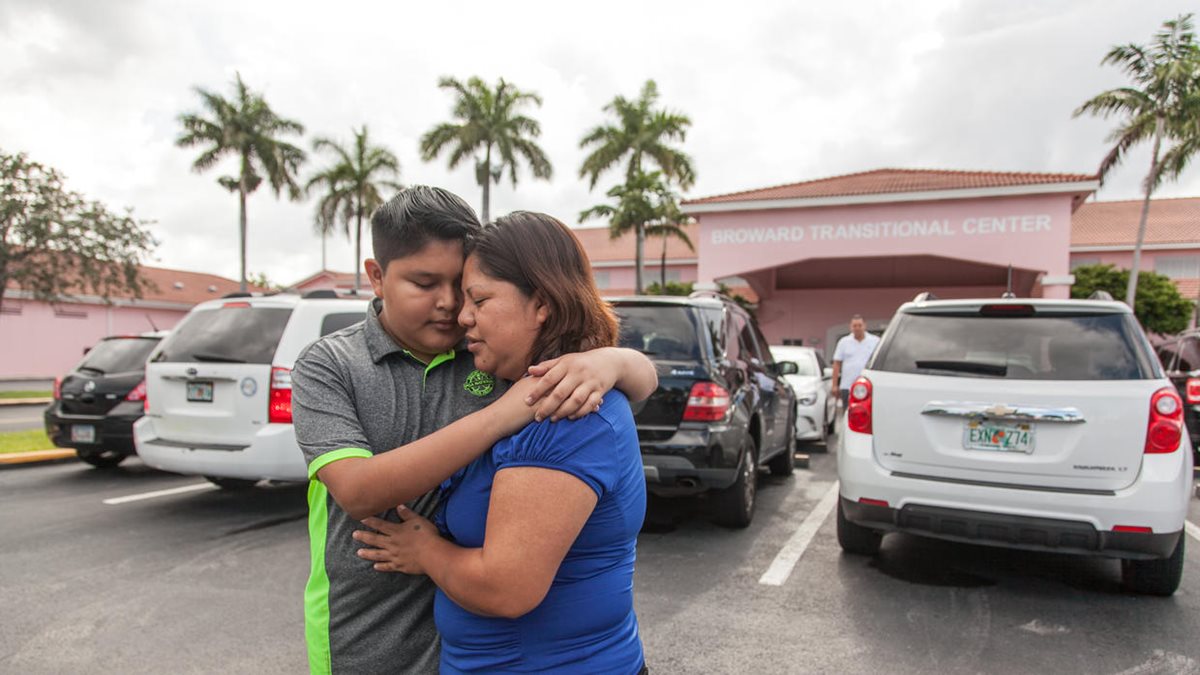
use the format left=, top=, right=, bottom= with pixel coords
left=4, top=439, right=1200, bottom=674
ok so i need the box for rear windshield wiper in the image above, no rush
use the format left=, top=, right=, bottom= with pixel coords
left=914, top=359, right=1007, bottom=377
left=192, top=352, right=247, bottom=364
left=77, top=366, right=106, bottom=375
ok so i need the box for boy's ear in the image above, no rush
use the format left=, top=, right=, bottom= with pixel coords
left=365, top=259, right=385, bottom=298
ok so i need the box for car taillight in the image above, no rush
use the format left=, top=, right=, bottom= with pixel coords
left=847, top=376, right=872, bottom=434
left=682, top=382, right=730, bottom=422
left=125, top=380, right=146, bottom=402
left=1145, top=387, right=1183, bottom=454
left=53, top=376, right=62, bottom=400
left=269, top=367, right=293, bottom=424
left=1187, top=378, right=1200, bottom=405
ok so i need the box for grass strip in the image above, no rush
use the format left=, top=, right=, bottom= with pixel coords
left=0, top=390, right=52, bottom=399
left=0, top=429, right=55, bottom=454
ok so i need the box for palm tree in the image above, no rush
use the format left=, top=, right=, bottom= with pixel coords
left=1074, top=14, right=1200, bottom=311
left=579, top=80, right=695, bottom=294
left=306, top=125, right=403, bottom=292
left=420, top=76, right=553, bottom=222
left=580, top=170, right=690, bottom=293
left=177, top=73, right=306, bottom=292
left=645, top=198, right=695, bottom=290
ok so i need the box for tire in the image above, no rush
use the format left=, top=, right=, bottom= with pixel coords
left=204, top=476, right=259, bottom=490
left=769, top=416, right=796, bottom=477
left=837, top=499, right=882, bottom=556
left=78, top=449, right=127, bottom=469
left=1121, top=535, right=1185, bottom=596
left=714, top=435, right=758, bottom=528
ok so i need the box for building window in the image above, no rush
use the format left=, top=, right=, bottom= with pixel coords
left=593, top=270, right=611, bottom=289
left=1155, top=255, right=1200, bottom=280
left=1070, top=257, right=1101, bottom=270
left=53, top=305, right=88, bottom=319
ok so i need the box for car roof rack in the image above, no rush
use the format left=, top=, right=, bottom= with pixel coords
left=1088, top=290, right=1115, bottom=301
left=302, top=289, right=339, bottom=299
left=222, top=291, right=254, bottom=299
left=913, top=292, right=938, bottom=302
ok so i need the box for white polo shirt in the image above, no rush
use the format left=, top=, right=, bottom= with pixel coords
left=833, top=332, right=881, bottom=390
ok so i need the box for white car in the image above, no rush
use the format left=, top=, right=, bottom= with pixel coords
left=837, top=294, right=1192, bottom=595
left=770, top=345, right=836, bottom=445
left=134, top=291, right=369, bottom=488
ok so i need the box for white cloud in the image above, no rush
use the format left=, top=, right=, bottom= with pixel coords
left=1, top=0, right=1197, bottom=285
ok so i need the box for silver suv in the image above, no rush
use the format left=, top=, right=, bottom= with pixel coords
left=134, top=291, right=368, bottom=488
left=837, top=293, right=1193, bottom=595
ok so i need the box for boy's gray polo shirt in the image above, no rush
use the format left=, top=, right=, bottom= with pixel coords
left=292, top=298, right=504, bottom=675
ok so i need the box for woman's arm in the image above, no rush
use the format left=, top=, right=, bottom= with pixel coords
left=318, top=378, right=539, bottom=520
left=355, top=467, right=598, bottom=618
left=525, top=347, right=658, bottom=421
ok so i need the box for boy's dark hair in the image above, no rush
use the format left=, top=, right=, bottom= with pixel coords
left=370, top=186, right=481, bottom=269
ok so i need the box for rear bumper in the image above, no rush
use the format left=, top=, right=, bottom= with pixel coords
left=841, top=497, right=1180, bottom=560
left=639, top=423, right=743, bottom=495
left=838, top=428, right=1193, bottom=560
left=133, top=417, right=307, bottom=482
left=44, top=402, right=141, bottom=454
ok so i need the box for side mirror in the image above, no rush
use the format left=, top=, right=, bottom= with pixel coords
left=823, top=367, right=833, bottom=379
left=776, top=361, right=799, bottom=376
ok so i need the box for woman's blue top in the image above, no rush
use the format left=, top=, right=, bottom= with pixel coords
left=434, top=391, right=646, bottom=674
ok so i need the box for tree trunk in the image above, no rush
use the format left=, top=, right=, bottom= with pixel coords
left=660, top=235, right=667, bottom=289
left=1126, top=116, right=1164, bottom=313
left=354, top=208, right=363, bottom=293
left=238, top=182, right=248, bottom=293
left=321, top=231, right=327, bottom=271
left=481, top=144, right=492, bottom=224
left=635, top=222, right=645, bottom=295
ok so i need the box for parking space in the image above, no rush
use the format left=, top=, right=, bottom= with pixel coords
left=6, top=442, right=1199, bottom=673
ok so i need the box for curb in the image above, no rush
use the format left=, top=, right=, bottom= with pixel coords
left=0, top=398, right=51, bottom=407
left=0, top=448, right=77, bottom=467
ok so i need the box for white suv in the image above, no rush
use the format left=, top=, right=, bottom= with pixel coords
left=134, top=291, right=369, bottom=488
left=837, top=294, right=1193, bottom=595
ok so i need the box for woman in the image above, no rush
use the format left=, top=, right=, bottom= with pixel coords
left=354, top=211, right=648, bottom=674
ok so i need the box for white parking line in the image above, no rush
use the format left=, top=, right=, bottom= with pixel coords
left=759, top=480, right=839, bottom=586
left=102, top=482, right=217, bottom=505
left=1185, top=520, right=1200, bottom=543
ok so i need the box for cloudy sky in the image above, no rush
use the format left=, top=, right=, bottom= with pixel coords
left=3, top=0, right=1198, bottom=287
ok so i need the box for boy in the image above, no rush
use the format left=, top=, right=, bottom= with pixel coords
left=292, top=186, right=655, bottom=674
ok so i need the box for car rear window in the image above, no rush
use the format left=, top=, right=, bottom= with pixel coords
left=613, top=304, right=705, bottom=361
left=873, top=312, right=1156, bottom=380
left=321, top=312, right=364, bottom=337
left=78, top=337, right=160, bottom=374
left=153, top=307, right=293, bottom=364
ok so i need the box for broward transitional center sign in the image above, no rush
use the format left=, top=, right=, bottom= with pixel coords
left=710, top=213, right=1053, bottom=245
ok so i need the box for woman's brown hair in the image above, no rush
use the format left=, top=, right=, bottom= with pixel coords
left=467, top=211, right=618, bottom=364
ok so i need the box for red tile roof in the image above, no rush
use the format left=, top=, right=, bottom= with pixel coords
left=572, top=224, right=700, bottom=263
left=5, top=263, right=257, bottom=305
left=1071, top=197, right=1200, bottom=247
left=685, top=168, right=1098, bottom=205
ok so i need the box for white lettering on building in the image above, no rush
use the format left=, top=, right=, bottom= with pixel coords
left=709, top=214, right=1052, bottom=246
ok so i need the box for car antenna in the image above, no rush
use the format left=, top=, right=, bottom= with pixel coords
left=145, top=313, right=159, bottom=331
left=1001, top=264, right=1016, bottom=299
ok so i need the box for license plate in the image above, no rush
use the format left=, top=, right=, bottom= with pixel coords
left=71, top=424, right=96, bottom=443
left=963, top=421, right=1034, bottom=453
left=187, top=381, right=214, bottom=403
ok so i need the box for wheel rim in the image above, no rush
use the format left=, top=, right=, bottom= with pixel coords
left=742, top=445, right=756, bottom=514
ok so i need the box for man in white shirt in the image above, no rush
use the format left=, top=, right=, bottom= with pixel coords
left=830, top=315, right=881, bottom=406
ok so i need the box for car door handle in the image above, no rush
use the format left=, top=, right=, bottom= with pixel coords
left=920, top=402, right=1085, bottom=424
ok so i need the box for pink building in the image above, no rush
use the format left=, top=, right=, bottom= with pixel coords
left=1, top=266, right=250, bottom=379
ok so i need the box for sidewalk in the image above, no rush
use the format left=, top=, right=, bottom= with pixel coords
left=0, top=448, right=76, bottom=466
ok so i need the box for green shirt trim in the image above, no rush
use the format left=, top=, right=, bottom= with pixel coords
left=401, top=348, right=456, bottom=389
left=305, top=479, right=333, bottom=674
left=307, top=447, right=373, bottom=480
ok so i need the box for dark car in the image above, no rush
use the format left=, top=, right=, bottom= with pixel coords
left=1154, top=330, right=1200, bottom=461
left=45, top=331, right=167, bottom=468
left=610, top=292, right=798, bottom=528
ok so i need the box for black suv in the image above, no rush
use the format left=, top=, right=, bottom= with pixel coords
left=1154, top=330, right=1200, bottom=461
left=610, top=292, right=799, bottom=527
left=44, top=331, right=167, bottom=468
